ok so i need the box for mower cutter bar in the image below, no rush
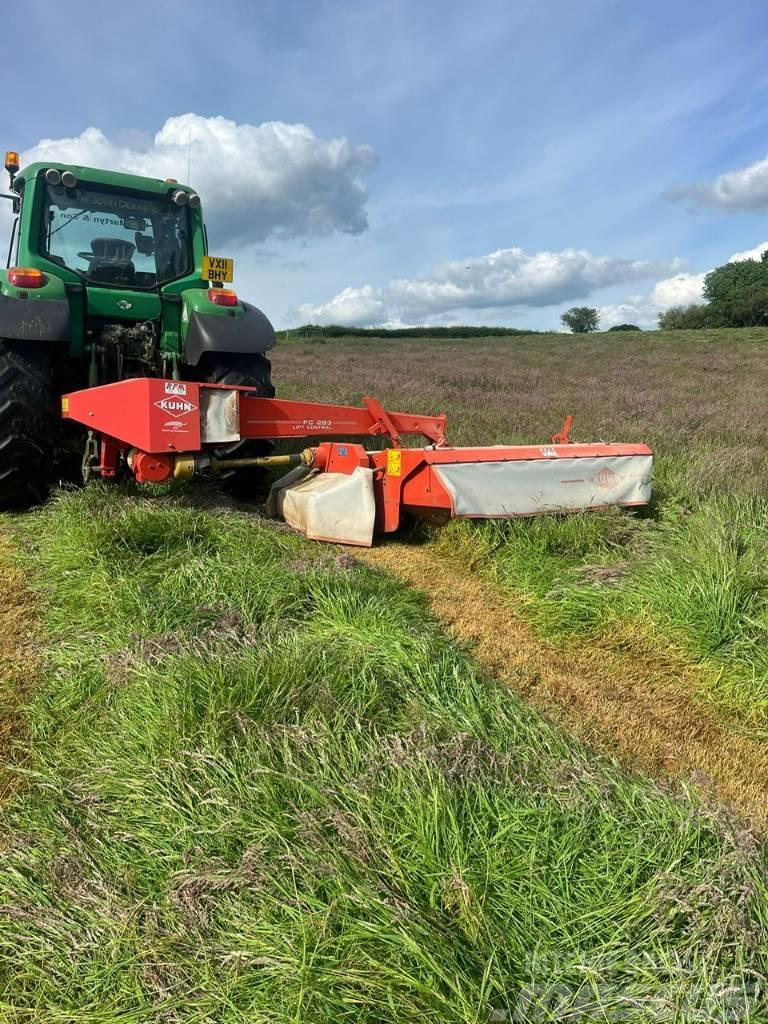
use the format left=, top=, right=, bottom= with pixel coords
left=62, top=377, right=653, bottom=546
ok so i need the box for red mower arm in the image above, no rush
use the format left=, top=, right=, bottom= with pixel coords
left=62, top=378, right=448, bottom=452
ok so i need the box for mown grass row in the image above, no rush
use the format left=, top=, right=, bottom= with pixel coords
left=433, top=485, right=768, bottom=731
left=0, top=486, right=765, bottom=1020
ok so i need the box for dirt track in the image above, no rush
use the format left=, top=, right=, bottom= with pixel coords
left=359, top=541, right=768, bottom=826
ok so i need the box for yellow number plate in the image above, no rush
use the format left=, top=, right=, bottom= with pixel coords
left=202, top=255, right=234, bottom=283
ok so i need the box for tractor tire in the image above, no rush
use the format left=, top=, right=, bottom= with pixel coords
left=200, top=352, right=275, bottom=500
left=0, top=340, right=54, bottom=510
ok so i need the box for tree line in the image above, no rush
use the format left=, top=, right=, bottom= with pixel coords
left=559, top=249, right=768, bottom=333
left=559, top=307, right=640, bottom=333
left=281, top=324, right=538, bottom=339
left=657, top=249, right=768, bottom=329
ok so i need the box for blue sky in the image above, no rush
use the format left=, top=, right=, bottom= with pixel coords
left=4, top=0, right=768, bottom=329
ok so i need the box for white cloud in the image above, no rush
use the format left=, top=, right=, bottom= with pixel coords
left=387, top=248, right=679, bottom=317
left=668, top=155, right=768, bottom=212
left=296, top=285, right=386, bottom=326
left=15, top=114, right=377, bottom=246
left=295, top=246, right=680, bottom=325
left=728, top=240, right=768, bottom=263
left=650, top=272, right=706, bottom=308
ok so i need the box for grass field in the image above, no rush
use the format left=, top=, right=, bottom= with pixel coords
left=274, top=328, right=768, bottom=731
left=0, top=488, right=766, bottom=1020
left=0, top=327, right=767, bottom=1018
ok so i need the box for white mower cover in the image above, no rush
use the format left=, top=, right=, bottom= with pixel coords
left=434, top=453, right=653, bottom=517
left=271, top=467, right=377, bottom=546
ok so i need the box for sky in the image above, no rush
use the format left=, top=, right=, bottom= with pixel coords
left=3, top=0, right=768, bottom=330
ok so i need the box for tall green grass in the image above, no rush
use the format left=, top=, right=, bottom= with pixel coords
left=0, top=487, right=765, bottom=1020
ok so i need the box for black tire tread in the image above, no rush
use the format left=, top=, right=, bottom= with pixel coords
left=199, top=353, right=274, bottom=498
left=0, top=341, right=54, bottom=510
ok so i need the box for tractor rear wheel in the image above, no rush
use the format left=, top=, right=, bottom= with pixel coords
left=0, top=340, right=54, bottom=510
left=200, top=352, right=275, bottom=499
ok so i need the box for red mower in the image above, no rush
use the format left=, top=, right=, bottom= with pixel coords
left=62, top=377, right=653, bottom=546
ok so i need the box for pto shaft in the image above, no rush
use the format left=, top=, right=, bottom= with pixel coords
left=173, top=448, right=316, bottom=480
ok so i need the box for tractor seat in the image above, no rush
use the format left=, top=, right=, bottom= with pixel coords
left=81, top=237, right=137, bottom=285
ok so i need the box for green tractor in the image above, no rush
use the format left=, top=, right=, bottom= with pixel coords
left=0, top=150, right=276, bottom=508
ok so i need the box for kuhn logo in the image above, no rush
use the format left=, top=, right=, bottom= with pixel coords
left=154, top=398, right=197, bottom=418
left=592, top=467, right=621, bottom=488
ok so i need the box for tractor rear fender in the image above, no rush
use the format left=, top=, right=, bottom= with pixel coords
left=180, top=288, right=276, bottom=366
left=0, top=269, right=70, bottom=343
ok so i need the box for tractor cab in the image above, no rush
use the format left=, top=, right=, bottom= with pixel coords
left=41, top=176, right=195, bottom=289
left=7, top=162, right=208, bottom=348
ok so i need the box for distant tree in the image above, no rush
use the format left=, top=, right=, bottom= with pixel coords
left=703, top=252, right=768, bottom=326
left=657, top=303, right=723, bottom=330
left=607, top=323, right=641, bottom=332
left=561, top=307, right=599, bottom=333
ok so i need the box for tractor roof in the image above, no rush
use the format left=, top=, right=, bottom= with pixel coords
left=16, top=162, right=195, bottom=195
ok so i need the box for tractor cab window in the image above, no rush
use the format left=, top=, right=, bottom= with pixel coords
left=42, top=183, right=191, bottom=288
